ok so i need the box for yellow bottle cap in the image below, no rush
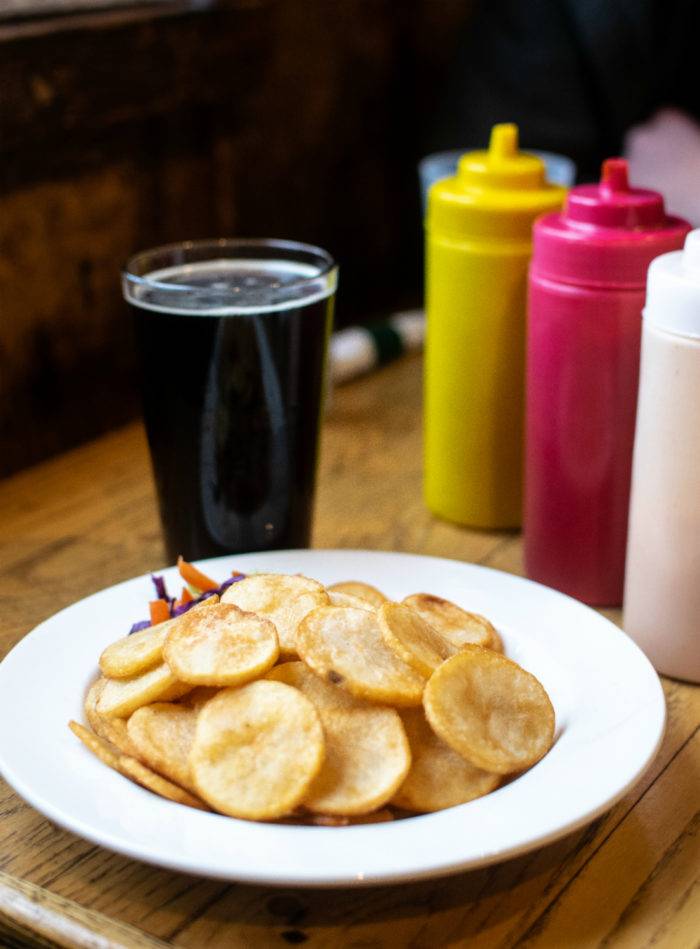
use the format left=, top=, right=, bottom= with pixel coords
left=427, top=123, right=566, bottom=244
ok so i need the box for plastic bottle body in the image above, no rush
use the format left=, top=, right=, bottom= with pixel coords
left=624, top=322, right=700, bottom=681
left=424, top=235, right=530, bottom=527
left=524, top=274, right=644, bottom=604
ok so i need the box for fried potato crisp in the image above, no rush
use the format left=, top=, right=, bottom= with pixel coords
left=328, top=581, right=387, bottom=608
left=296, top=606, right=425, bottom=706
left=98, top=716, right=139, bottom=757
left=83, top=679, right=139, bottom=756
left=327, top=590, right=372, bottom=610
left=127, top=702, right=199, bottom=793
left=163, top=603, right=279, bottom=686
left=84, top=678, right=108, bottom=736
left=378, top=602, right=458, bottom=677
left=96, top=662, right=191, bottom=719
left=392, top=708, right=500, bottom=812
left=424, top=647, right=555, bottom=774
left=117, top=756, right=208, bottom=810
left=190, top=681, right=325, bottom=820
left=180, top=686, right=220, bottom=709
left=403, top=593, right=499, bottom=650
left=221, top=574, right=329, bottom=657
left=70, top=719, right=121, bottom=770
left=98, top=598, right=220, bottom=680
left=70, top=719, right=207, bottom=808
left=99, top=619, right=173, bottom=679
left=268, top=662, right=411, bottom=815
left=286, top=810, right=395, bottom=826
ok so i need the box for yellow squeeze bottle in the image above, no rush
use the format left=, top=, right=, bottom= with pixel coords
left=424, top=124, right=566, bottom=528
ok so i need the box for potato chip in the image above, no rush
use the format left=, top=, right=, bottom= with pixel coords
left=402, top=593, right=500, bottom=650
left=327, top=590, right=372, bottom=610
left=70, top=720, right=207, bottom=808
left=84, top=678, right=108, bottom=735
left=117, top=755, right=208, bottom=810
left=221, top=574, right=329, bottom=657
left=296, top=606, right=425, bottom=706
left=424, top=647, right=555, bottom=774
left=69, top=720, right=121, bottom=770
left=328, top=581, right=387, bottom=608
left=83, top=679, right=138, bottom=755
left=180, top=686, right=220, bottom=709
left=392, top=707, right=500, bottom=812
left=288, top=809, right=395, bottom=826
left=98, top=716, right=139, bottom=757
left=163, top=603, right=278, bottom=686
left=378, top=602, right=458, bottom=677
left=268, top=662, right=411, bottom=815
left=127, top=703, right=199, bottom=793
left=98, top=597, right=220, bottom=680
left=190, top=681, right=325, bottom=820
left=489, top=628, right=505, bottom=653
left=96, top=662, right=191, bottom=719
left=99, top=620, right=173, bottom=679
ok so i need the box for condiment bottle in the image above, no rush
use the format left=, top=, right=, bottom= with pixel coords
left=524, top=159, right=689, bottom=605
left=624, top=230, right=700, bottom=682
left=424, top=124, right=566, bottom=528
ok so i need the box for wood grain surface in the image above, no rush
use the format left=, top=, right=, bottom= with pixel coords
left=0, top=353, right=698, bottom=948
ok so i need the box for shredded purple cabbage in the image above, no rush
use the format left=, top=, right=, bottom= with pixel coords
left=151, top=574, right=169, bottom=601
left=129, top=570, right=246, bottom=632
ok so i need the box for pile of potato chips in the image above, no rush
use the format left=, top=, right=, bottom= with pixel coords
left=70, top=573, right=555, bottom=824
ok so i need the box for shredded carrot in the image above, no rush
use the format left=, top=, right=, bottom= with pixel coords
left=174, top=586, right=194, bottom=610
left=149, top=599, right=171, bottom=625
left=177, top=555, right=218, bottom=592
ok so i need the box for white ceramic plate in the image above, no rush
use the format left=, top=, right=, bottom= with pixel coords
left=0, top=550, right=665, bottom=887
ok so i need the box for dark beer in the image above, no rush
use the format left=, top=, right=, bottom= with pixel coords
left=125, top=245, right=336, bottom=561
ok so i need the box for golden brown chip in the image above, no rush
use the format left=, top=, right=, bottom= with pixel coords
left=221, top=573, right=329, bottom=657
left=268, top=662, right=411, bottom=815
left=127, top=703, right=199, bottom=793
left=327, top=590, right=373, bottom=610
left=69, top=720, right=121, bottom=770
left=84, top=678, right=108, bottom=735
left=98, top=716, right=139, bottom=757
left=327, top=581, right=387, bottom=608
left=83, top=679, right=138, bottom=755
left=402, top=593, right=500, bottom=650
left=289, top=809, right=395, bottom=826
left=190, top=681, right=325, bottom=820
left=489, top=627, right=505, bottom=653
left=378, top=602, right=459, bottom=677
left=117, top=755, right=208, bottom=810
left=392, top=707, right=500, bottom=812
left=163, top=603, right=279, bottom=686
left=180, top=686, right=220, bottom=709
left=424, top=647, right=555, bottom=774
left=70, top=720, right=206, bottom=808
left=99, top=620, right=173, bottom=679
left=296, top=606, right=425, bottom=707
left=96, top=662, right=192, bottom=719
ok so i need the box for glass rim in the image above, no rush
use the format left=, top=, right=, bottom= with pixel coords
left=123, top=237, right=337, bottom=299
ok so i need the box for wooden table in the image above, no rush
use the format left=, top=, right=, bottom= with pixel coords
left=0, top=353, right=698, bottom=948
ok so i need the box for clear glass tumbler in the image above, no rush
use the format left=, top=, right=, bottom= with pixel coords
left=123, top=238, right=338, bottom=562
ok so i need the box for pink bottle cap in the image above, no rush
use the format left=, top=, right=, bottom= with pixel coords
left=532, top=159, right=690, bottom=288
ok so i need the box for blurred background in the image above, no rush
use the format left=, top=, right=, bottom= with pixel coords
left=2, top=0, right=699, bottom=477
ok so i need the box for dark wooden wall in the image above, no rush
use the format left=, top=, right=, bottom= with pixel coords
left=0, top=0, right=471, bottom=476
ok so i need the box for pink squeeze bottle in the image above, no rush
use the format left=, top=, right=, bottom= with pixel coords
left=524, top=159, right=689, bottom=606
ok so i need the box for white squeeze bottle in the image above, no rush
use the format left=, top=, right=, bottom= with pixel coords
left=624, top=229, right=700, bottom=682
